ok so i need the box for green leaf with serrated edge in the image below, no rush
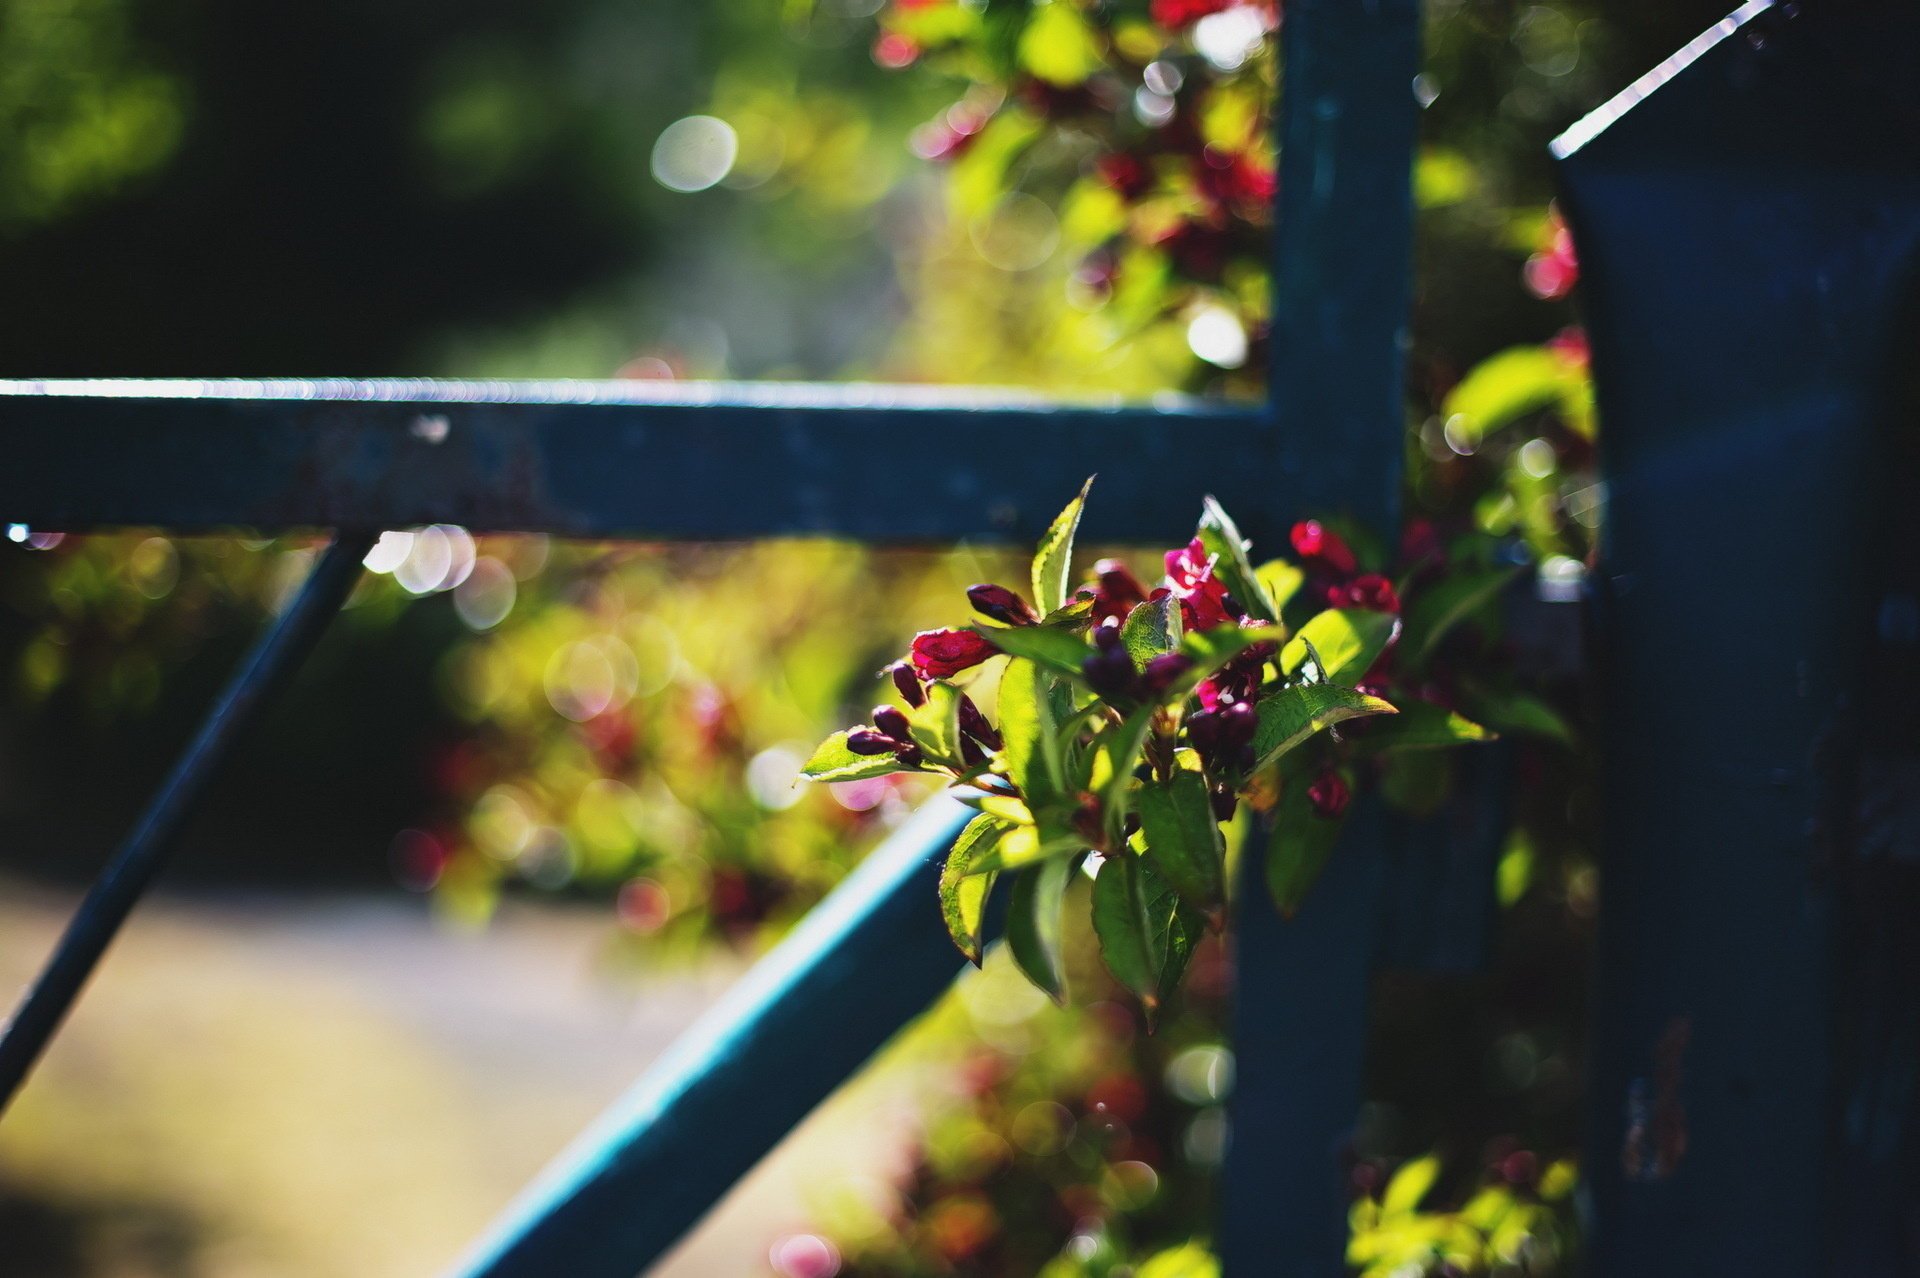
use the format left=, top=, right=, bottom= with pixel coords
left=1120, top=595, right=1181, bottom=671
left=1197, top=496, right=1276, bottom=622
left=967, top=819, right=1081, bottom=874
left=977, top=622, right=1087, bottom=680
left=1039, top=595, right=1096, bottom=627
left=997, top=657, right=1063, bottom=804
left=1361, top=699, right=1495, bottom=752
left=1032, top=476, right=1094, bottom=613
left=1091, top=853, right=1181, bottom=1012
left=1007, top=855, right=1074, bottom=1002
left=1462, top=683, right=1575, bottom=746
left=1279, top=609, right=1399, bottom=683
left=1252, top=685, right=1398, bottom=771
left=1266, top=767, right=1351, bottom=916
left=940, top=814, right=1007, bottom=965
left=908, top=680, right=964, bottom=766
left=1137, top=771, right=1225, bottom=916
left=1095, top=703, right=1159, bottom=844
left=1403, top=567, right=1519, bottom=664
left=1255, top=558, right=1306, bottom=613
left=799, top=731, right=913, bottom=782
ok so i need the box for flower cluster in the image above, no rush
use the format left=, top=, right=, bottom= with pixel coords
left=804, top=480, right=1531, bottom=1010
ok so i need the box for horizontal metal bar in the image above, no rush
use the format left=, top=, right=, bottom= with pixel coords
left=0, top=379, right=1289, bottom=544
left=0, top=531, right=375, bottom=1116
left=448, top=796, right=980, bottom=1278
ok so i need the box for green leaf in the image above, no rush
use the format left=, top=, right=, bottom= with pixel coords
left=1137, top=771, right=1225, bottom=916
left=1255, top=558, right=1306, bottom=613
left=1091, top=853, right=1181, bottom=1013
left=978, top=622, right=1087, bottom=680
left=1031, top=476, right=1093, bottom=614
left=1403, top=567, right=1518, bottom=664
left=1380, top=750, right=1451, bottom=817
left=1443, top=344, right=1594, bottom=447
left=1159, top=896, right=1206, bottom=1008
left=908, top=680, right=964, bottom=767
left=1252, top=684, right=1398, bottom=771
left=1120, top=595, right=1181, bottom=671
left=969, top=820, right=1081, bottom=873
left=799, top=731, right=911, bottom=783
left=1362, top=699, right=1494, bottom=752
left=940, top=815, right=1007, bottom=965
left=1464, top=684, right=1576, bottom=747
left=1197, top=496, right=1276, bottom=622
left=1136, top=1243, right=1220, bottom=1278
left=1007, top=855, right=1075, bottom=1002
left=998, top=657, right=1065, bottom=803
left=1279, top=609, right=1399, bottom=683
left=1093, top=702, right=1158, bottom=844
left=1016, top=1, right=1103, bottom=87
left=1266, top=769, right=1351, bottom=916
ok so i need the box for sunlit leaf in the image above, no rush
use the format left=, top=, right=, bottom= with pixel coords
left=799, top=731, right=911, bottom=782
left=940, top=814, right=1007, bottom=964
left=1252, top=684, right=1397, bottom=771
left=998, top=656, right=1065, bottom=803
left=908, top=679, right=964, bottom=766
left=1092, top=852, right=1182, bottom=1015
left=1031, top=476, right=1093, bottom=613
left=1120, top=594, right=1181, bottom=670
left=978, top=621, right=1087, bottom=679
left=1279, top=609, right=1398, bottom=683
left=1442, top=344, right=1593, bottom=446
left=1360, top=699, right=1492, bottom=752
left=1383, top=1154, right=1441, bottom=1217
left=1016, top=2, right=1103, bottom=88
left=1196, top=495, right=1276, bottom=622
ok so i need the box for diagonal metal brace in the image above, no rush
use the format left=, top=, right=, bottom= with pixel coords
left=0, top=529, right=377, bottom=1115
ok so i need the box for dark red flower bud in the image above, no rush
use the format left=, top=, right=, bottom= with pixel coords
left=960, top=733, right=988, bottom=768
left=887, top=660, right=927, bottom=708
left=1093, top=619, right=1124, bottom=651
left=957, top=694, right=1003, bottom=750
left=1082, top=645, right=1137, bottom=698
left=1210, top=783, right=1239, bottom=823
left=873, top=705, right=912, bottom=741
left=1290, top=520, right=1358, bottom=576
left=848, top=729, right=898, bottom=755
left=967, top=583, right=1039, bottom=626
left=1217, top=699, right=1258, bottom=753
left=1340, top=574, right=1401, bottom=614
left=1140, top=652, right=1195, bottom=694
left=1307, top=771, right=1351, bottom=820
left=910, top=628, right=999, bottom=679
left=1088, top=558, right=1149, bottom=627
left=895, top=741, right=926, bottom=767
left=1186, top=707, right=1224, bottom=756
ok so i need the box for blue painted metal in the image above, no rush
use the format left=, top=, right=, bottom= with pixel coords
left=1222, top=1, right=1421, bottom=1274
left=449, top=796, right=979, bottom=1278
left=0, top=531, right=375, bottom=1114
left=0, top=379, right=1265, bottom=544
left=1556, top=3, right=1920, bottom=1272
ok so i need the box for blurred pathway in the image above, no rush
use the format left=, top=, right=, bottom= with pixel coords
left=0, top=885, right=928, bottom=1277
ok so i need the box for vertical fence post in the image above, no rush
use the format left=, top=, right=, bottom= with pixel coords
left=1222, top=1, right=1421, bottom=1273
left=1557, top=4, right=1920, bottom=1272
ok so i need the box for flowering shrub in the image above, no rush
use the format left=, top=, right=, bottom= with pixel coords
left=801, top=478, right=1563, bottom=1011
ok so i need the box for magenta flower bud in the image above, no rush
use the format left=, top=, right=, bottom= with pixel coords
left=873, top=705, right=912, bottom=741
left=1307, top=771, right=1351, bottom=819
left=1092, top=619, right=1124, bottom=651
left=1140, top=652, right=1194, bottom=693
left=847, top=729, right=897, bottom=755
left=910, top=628, right=1000, bottom=680
left=887, top=661, right=926, bottom=708
left=957, top=695, right=1003, bottom=750
left=966, top=583, right=1039, bottom=627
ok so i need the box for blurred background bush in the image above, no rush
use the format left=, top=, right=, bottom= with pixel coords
left=0, top=1, right=1723, bottom=1274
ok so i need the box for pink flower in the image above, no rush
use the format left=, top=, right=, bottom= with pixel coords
left=1164, top=538, right=1234, bottom=631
